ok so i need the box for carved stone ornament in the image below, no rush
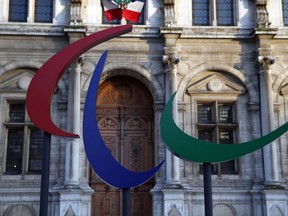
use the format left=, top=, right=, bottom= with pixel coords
left=258, top=56, right=275, bottom=70
left=70, top=0, right=82, bottom=24
left=207, top=78, right=224, bottom=92
left=163, top=55, right=180, bottom=70
left=256, top=0, right=271, bottom=29
left=164, top=0, right=176, bottom=26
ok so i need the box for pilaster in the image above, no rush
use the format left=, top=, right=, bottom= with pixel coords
left=255, top=7, right=287, bottom=214
left=160, top=28, right=186, bottom=216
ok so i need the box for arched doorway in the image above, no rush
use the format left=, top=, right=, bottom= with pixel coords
left=89, top=76, right=155, bottom=216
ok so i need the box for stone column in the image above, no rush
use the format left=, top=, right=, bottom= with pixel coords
left=64, top=57, right=82, bottom=187
left=258, top=52, right=279, bottom=185
left=163, top=54, right=180, bottom=185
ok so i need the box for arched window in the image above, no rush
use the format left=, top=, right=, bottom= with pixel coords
left=0, top=70, right=46, bottom=175
left=187, top=71, right=246, bottom=175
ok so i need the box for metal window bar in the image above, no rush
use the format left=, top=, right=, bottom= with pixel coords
left=6, top=129, right=24, bottom=174
left=28, top=129, right=44, bottom=172
left=9, top=104, right=25, bottom=123
left=197, top=104, right=213, bottom=123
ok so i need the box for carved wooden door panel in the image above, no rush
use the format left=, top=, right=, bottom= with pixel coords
left=89, top=76, right=155, bottom=216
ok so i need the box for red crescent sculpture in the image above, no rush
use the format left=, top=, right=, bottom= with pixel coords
left=26, top=25, right=132, bottom=137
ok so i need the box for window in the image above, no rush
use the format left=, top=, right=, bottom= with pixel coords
left=5, top=102, right=44, bottom=174
left=192, top=0, right=235, bottom=26
left=8, top=0, right=28, bottom=22
left=8, top=0, right=53, bottom=23
left=283, top=0, right=288, bottom=26
left=34, top=0, right=53, bottom=23
left=197, top=102, right=238, bottom=174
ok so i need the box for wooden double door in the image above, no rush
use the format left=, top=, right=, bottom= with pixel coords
left=89, top=76, right=155, bottom=216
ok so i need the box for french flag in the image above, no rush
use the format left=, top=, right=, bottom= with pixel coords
left=101, top=0, right=122, bottom=20
left=123, top=0, right=145, bottom=23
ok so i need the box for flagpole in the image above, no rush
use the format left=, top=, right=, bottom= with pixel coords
left=39, top=132, right=51, bottom=216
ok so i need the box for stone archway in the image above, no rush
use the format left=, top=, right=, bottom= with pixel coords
left=89, top=75, right=155, bottom=216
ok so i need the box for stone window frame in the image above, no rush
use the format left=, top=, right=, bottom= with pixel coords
left=3, top=99, right=44, bottom=175
left=191, top=0, right=237, bottom=26
left=186, top=70, right=246, bottom=176
left=196, top=100, right=239, bottom=175
left=7, top=0, right=53, bottom=23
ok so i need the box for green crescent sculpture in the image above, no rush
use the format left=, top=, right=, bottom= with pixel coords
left=160, top=92, right=288, bottom=163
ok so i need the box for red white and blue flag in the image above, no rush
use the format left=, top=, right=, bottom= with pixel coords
left=101, top=0, right=144, bottom=23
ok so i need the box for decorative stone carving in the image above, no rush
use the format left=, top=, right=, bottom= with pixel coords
left=70, top=0, right=82, bottom=24
left=17, top=76, right=32, bottom=90
left=168, top=204, right=182, bottom=216
left=164, top=0, right=176, bottom=26
left=207, top=78, right=224, bottom=92
left=125, top=118, right=146, bottom=130
left=112, top=84, right=133, bottom=104
left=258, top=56, right=275, bottom=70
left=99, top=117, right=119, bottom=129
left=256, top=0, right=271, bottom=29
left=187, top=73, right=245, bottom=95
left=163, top=55, right=180, bottom=72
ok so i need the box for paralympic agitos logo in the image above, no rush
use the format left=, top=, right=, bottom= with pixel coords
left=26, top=25, right=288, bottom=189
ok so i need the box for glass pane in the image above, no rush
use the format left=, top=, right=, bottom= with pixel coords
left=283, top=0, right=288, bottom=25
left=6, top=129, right=24, bottom=174
left=9, top=104, right=25, bottom=123
left=197, top=104, right=212, bottom=123
left=198, top=129, right=213, bottom=142
left=216, top=0, right=234, bottom=26
left=219, top=129, right=234, bottom=144
left=28, top=129, right=43, bottom=172
left=221, top=160, right=236, bottom=174
left=192, top=0, right=210, bottom=25
left=218, top=104, right=233, bottom=123
left=219, top=129, right=236, bottom=174
left=35, top=0, right=53, bottom=23
left=198, top=129, right=215, bottom=174
left=9, top=0, right=28, bottom=22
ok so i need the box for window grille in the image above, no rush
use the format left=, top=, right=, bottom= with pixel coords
left=35, top=0, right=53, bottom=23
left=5, top=102, right=44, bottom=174
left=8, top=0, right=28, bottom=22
left=197, top=102, right=238, bottom=174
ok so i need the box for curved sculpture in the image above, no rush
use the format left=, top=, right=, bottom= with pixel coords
left=26, top=25, right=132, bottom=137
left=83, top=51, right=164, bottom=188
left=160, top=92, right=288, bottom=163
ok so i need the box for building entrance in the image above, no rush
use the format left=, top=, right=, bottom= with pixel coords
left=89, top=76, right=155, bottom=216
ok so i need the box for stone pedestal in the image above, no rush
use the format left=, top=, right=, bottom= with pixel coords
left=162, top=188, right=185, bottom=216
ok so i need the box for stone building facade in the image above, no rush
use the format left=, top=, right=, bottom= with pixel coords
left=0, top=0, right=288, bottom=215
